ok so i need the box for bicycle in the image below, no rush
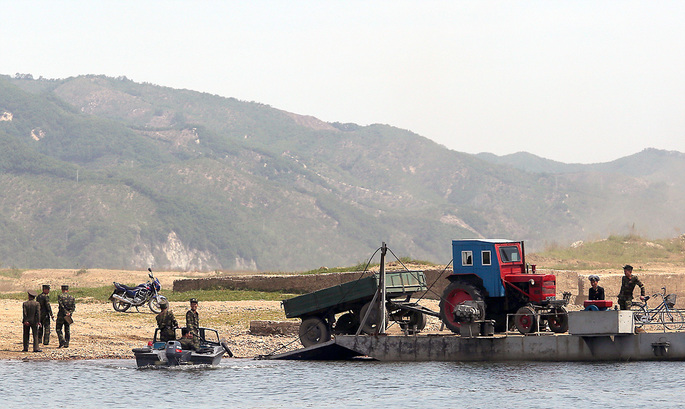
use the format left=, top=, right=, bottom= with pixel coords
left=630, top=287, right=684, bottom=330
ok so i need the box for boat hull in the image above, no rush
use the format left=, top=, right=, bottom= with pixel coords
left=133, top=346, right=225, bottom=367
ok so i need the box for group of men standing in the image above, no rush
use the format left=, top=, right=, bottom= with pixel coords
left=22, top=284, right=76, bottom=352
left=588, top=264, right=646, bottom=309
left=155, top=297, right=200, bottom=350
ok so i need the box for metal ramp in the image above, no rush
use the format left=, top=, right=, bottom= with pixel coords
left=259, top=339, right=366, bottom=360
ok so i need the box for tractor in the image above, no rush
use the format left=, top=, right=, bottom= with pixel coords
left=439, top=239, right=569, bottom=334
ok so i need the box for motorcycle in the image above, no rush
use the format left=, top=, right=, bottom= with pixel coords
left=109, top=268, right=167, bottom=313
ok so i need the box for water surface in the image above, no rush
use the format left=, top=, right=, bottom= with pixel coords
left=2, top=358, right=683, bottom=408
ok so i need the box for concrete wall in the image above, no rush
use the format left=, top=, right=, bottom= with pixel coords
left=173, top=269, right=685, bottom=308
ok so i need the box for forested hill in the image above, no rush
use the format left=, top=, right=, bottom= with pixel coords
left=1, top=74, right=684, bottom=271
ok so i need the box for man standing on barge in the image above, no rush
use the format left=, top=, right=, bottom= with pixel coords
left=617, top=265, right=645, bottom=310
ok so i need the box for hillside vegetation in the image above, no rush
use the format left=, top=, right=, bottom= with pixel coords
left=2, top=74, right=685, bottom=271
left=531, top=234, right=685, bottom=270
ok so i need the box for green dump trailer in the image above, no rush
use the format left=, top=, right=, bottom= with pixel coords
left=283, top=271, right=429, bottom=347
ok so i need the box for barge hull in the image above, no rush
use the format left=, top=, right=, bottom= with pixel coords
left=333, top=332, right=685, bottom=361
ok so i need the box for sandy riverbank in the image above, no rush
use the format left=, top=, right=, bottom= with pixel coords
left=2, top=299, right=302, bottom=360
left=2, top=297, right=445, bottom=361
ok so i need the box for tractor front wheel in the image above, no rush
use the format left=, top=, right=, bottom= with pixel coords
left=547, top=306, right=569, bottom=333
left=514, top=306, right=538, bottom=334
left=439, top=281, right=484, bottom=333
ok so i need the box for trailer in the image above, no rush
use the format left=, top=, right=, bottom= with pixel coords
left=283, top=270, right=429, bottom=347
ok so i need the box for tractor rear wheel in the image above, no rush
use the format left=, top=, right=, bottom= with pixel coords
left=514, top=306, right=538, bottom=334
left=439, top=281, right=484, bottom=333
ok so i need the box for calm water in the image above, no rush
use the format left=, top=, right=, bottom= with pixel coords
left=2, top=358, right=684, bottom=408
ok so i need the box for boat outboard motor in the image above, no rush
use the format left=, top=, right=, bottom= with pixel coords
left=165, top=341, right=192, bottom=365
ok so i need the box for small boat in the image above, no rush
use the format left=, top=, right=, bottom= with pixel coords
left=133, top=327, right=233, bottom=367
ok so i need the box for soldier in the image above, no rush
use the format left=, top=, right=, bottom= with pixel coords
left=179, top=328, right=198, bottom=351
left=185, top=298, right=200, bottom=350
left=56, top=284, right=76, bottom=348
left=36, top=284, right=54, bottom=345
left=156, top=299, right=178, bottom=342
left=22, top=290, right=41, bottom=352
left=617, top=264, right=645, bottom=310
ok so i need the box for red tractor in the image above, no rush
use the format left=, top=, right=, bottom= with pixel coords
left=439, top=239, right=569, bottom=334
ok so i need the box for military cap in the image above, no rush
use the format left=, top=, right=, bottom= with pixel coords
left=189, top=298, right=198, bottom=304
left=623, top=264, right=633, bottom=271
left=159, top=298, right=169, bottom=308
left=588, top=275, right=600, bottom=282
left=27, top=290, right=37, bottom=297
left=42, top=284, right=51, bottom=289
left=61, top=284, right=69, bottom=290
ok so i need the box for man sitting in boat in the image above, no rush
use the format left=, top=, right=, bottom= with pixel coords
left=179, top=328, right=199, bottom=351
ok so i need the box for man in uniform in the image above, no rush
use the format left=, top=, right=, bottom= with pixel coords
left=186, top=298, right=200, bottom=350
left=56, top=284, right=76, bottom=348
left=156, top=299, right=178, bottom=342
left=617, top=264, right=645, bottom=310
left=22, top=290, right=41, bottom=352
left=179, top=328, right=198, bottom=351
left=36, top=284, right=54, bottom=345
left=588, top=275, right=605, bottom=300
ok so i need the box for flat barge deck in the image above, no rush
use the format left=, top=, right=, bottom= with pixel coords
left=265, top=311, right=685, bottom=361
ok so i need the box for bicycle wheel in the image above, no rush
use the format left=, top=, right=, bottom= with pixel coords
left=631, top=305, right=648, bottom=327
left=661, top=308, right=684, bottom=330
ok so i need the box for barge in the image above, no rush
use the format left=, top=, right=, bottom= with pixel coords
left=266, top=311, right=684, bottom=361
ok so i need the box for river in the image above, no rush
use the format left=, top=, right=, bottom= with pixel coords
left=2, top=358, right=683, bottom=408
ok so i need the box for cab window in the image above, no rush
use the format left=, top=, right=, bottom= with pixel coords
left=482, top=250, right=491, bottom=266
left=499, top=246, right=520, bottom=263
left=462, top=251, right=473, bottom=266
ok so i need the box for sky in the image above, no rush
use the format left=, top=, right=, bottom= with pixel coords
left=1, top=1, right=684, bottom=164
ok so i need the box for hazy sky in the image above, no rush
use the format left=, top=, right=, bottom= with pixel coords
left=2, top=1, right=684, bottom=164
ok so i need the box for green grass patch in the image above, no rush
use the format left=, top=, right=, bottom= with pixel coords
left=0, top=286, right=295, bottom=302
left=164, top=289, right=295, bottom=302
left=300, top=256, right=436, bottom=275
left=0, top=268, right=25, bottom=279
left=535, top=234, right=685, bottom=269
left=202, top=310, right=293, bottom=328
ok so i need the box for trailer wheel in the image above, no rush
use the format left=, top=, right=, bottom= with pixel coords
left=407, top=310, right=427, bottom=332
left=514, top=306, right=538, bottom=334
left=439, top=281, right=484, bottom=333
left=298, top=317, right=331, bottom=347
left=359, top=302, right=389, bottom=334
left=334, top=312, right=359, bottom=334
left=547, top=307, right=569, bottom=333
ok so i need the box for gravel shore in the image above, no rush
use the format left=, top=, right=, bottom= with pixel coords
left=2, top=299, right=303, bottom=361
left=3, top=297, right=445, bottom=362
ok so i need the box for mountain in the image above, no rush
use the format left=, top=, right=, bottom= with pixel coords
left=1, top=74, right=684, bottom=271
